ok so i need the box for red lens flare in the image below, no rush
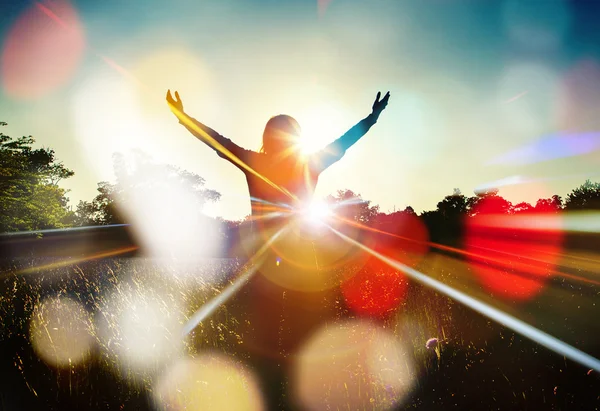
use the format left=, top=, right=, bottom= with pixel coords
left=369, top=212, right=430, bottom=267
left=341, top=213, right=428, bottom=317
left=465, top=197, right=563, bottom=301
left=1, top=0, right=85, bottom=100
left=341, top=259, right=409, bottom=318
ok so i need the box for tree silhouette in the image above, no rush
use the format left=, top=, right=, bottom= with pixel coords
left=73, top=182, right=122, bottom=226
left=535, top=195, right=563, bottom=212
left=437, top=188, right=468, bottom=219
left=419, top=209, right=443, bottom=243
left=422, top=188, right=468, bottom=244
left=512, top=202, right=535, bottom=214
left=326, top=189, right=380, bottom=225
left=565, top=180, right=600, bottom=210
left=467, top=188, right=512, bottom=216
left=75, top=151, right=221, bottom=227
left=403, top=206, right=416, bottom=215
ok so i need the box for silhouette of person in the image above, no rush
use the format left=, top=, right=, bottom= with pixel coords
left=166, top=89, right=390, bottom=410
left=166, top=90, right=390, bottom=226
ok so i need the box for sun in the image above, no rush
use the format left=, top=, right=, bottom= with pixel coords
left=295, top=104, right=348, bottom=155
left=304, top=199, right=333, bottom=225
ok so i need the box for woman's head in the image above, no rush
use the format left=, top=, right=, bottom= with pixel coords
left=261, top=115, right=301, bottom=156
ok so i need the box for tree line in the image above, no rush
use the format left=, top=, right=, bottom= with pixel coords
left=2, top=121, right=600, bottom=247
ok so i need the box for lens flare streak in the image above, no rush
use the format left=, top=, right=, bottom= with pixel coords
left=0, top=223, right=129, bottom=237
left=488, top=132, right=600, bottom=166
left=330, top=213, right=600, bottom=287
left=9, top=246, right=138, bottom=277
left=181, top=227, right=287, bottom=337
left=329, top=227, right=600, bottom=371
left=504, top=90, right=529, bottom=104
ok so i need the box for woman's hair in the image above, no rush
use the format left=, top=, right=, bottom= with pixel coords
left=260, top=115, right=301, bottom=155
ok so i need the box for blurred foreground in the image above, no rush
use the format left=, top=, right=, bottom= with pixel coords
left=1, top=235, right=599, bottom=410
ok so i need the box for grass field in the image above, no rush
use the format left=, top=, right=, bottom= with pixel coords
left=0, top=250, right=599, bottom=410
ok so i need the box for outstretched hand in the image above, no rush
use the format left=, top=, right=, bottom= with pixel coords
left=166, top=89, right=184, bottom=116
left=371, top=91, right=390, bottom=118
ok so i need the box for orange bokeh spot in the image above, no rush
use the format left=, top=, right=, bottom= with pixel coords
left=465, top=197, right=563, bottom=301
left=1, top=0, right=85, bottom=99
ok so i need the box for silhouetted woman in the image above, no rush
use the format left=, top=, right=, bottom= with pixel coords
left=166, top=90, right=390, bottom=224
left=166, top=90, right=390, bottom=409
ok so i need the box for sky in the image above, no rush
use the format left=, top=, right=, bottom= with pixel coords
left=1, top=0, right=599, bottom=221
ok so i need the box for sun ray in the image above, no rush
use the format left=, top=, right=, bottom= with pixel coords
left=8, top=246, right=139, bottom=277
left=181, top=226, right=288, bottom=337
left=327, top=225, right=600, bottom=372
left=0, top=223, right=129, bottom=237
left=329, top=213, right=600, bottom=286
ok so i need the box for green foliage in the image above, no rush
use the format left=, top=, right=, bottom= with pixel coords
left=73, top=182, right=122, bottom=226
left=565, top=179, right=600, bottom=210
left=0, top=122, right=74, bottom=232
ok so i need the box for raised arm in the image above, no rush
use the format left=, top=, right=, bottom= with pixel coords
left=166, top=90, right=251, bottom=165
left=311, top=91, right=390, bottom=171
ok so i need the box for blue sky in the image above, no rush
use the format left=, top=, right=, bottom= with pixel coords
left=1, top=0, right=599, bottom=220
